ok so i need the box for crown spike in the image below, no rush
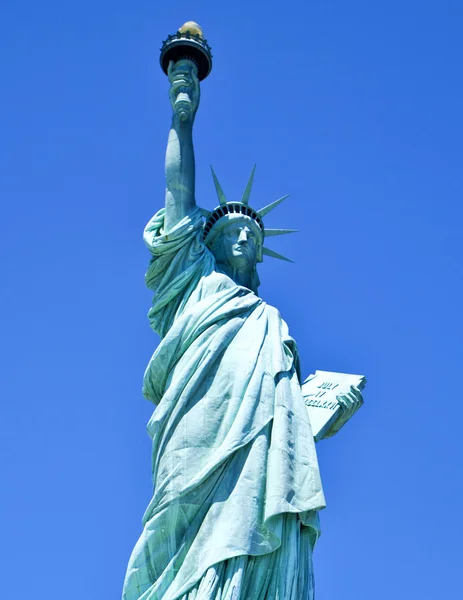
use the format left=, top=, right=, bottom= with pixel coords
left=262, top=247, right=294, bottom=263
left=210, top=166, right=227, bottom=205
left=241, top=165, right=256, bottom=205
left=257, top=194, right=290, bottom=218
left=264, top=228, right=298, bottom=237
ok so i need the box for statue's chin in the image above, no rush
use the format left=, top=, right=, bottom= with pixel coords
left=228, top=256, right=256, bottom=272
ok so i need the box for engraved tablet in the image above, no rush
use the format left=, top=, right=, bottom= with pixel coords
left=302, top=370, right=366, bottom=442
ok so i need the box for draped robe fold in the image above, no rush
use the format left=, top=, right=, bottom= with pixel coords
left=122, top=207, right=326, bottom=600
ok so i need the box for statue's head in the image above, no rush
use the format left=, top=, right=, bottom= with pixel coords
left=206, top=213, right=263, bottom=287
left=202, top=167, right=296, bottom=291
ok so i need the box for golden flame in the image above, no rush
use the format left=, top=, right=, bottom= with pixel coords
left=178, top=21, right=204, bottom=38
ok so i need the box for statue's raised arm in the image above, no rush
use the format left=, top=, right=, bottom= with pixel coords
left=123, top=21, right=367, bottom=600
left=164, top=59, right=200, bottom=231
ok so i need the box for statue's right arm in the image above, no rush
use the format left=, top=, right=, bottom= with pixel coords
left=164, top=60, right=200, bottom=232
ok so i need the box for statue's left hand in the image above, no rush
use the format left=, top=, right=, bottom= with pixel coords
left=322, top=386, right=364, bottom=439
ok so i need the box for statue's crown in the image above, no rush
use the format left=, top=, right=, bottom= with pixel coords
left=201, top=167, right=297, bottom=263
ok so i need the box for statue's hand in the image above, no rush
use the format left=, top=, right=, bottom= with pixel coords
left=322, top=386, right=364, bottom=439
left=168, top=59, right=200, bottom=123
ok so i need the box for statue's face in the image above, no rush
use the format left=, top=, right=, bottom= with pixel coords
left=211, top=216, right=262, bottom=271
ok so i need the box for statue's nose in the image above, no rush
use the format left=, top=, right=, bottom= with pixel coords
left=237, top=230, right=248, bottom=244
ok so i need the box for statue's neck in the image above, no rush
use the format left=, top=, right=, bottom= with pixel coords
left=217, top=262, right=255, bottom=292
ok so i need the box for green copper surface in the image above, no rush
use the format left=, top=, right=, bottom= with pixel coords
left=122, top=51, right=363, bottom=600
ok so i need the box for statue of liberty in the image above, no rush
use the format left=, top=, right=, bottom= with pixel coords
left=122, top=22, right=363, bottom=600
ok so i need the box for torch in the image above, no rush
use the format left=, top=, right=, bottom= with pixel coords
left=160, top=21, right=213, bottom=81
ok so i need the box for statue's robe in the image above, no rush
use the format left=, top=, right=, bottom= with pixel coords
left=122, top=208, right=326, bottom=600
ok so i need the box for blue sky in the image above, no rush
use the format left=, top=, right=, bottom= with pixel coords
left=1, top=1, right=462, bottom=598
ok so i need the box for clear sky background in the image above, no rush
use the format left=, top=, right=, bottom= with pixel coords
left=1, top=1, right=462, bottom=598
